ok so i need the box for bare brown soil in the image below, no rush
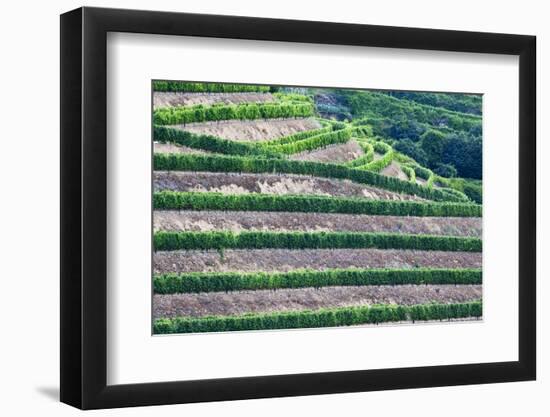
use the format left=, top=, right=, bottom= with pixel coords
left=153, top=210, right=482, bottom=237
left=381, top=161, right=409, bottom=181
left=153, top=285, right=482, bottom=319
left=154, top=171, right=424, bottom=201
left=153, top=92, right=274, bottom=109
left=290, top=140, right=364, bottom=163
left=416, top=177, right=427, bottom=186
left=153, top=142, right=209, bottom=155
left=153, top=248, right=482, bottom=274
left=172, top=118, right=322, bottom=141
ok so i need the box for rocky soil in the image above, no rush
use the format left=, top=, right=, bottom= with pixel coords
left=153, top=248, right=483, bottom=274
left=290, top=140, right=364, bottom=163
left=153, top=210, right=482, bottom=237
left=154, top=171, right=425, bottom=201
left=153, top=92, right=275, bottom=109
left=172, top=118, right=322, bottom=141
left=153, top=284, right=482, bottom=318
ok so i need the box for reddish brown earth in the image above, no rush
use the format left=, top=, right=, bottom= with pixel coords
left=153, top=210, right=482, bottom=237
left=152, top=285, right=482, bottom=319
left=153, top=92, right=275, bottom=109
left=290, top=140, right=364, bottom=163
left=171, top=118, right=321, bottom=141
left=153, top=248, right=482, bottom=274
left=153, top=171, right=425, bottom=201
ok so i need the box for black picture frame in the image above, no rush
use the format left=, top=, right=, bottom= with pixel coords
left=60, top=6, right=536, bottom=410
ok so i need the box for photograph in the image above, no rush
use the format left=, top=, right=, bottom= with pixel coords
left=151, top=81, right=483, bottom=335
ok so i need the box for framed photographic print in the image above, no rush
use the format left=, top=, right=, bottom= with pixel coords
left=60, top=6, right=536, bottom=409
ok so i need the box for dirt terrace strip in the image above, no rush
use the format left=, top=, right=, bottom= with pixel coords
left=152, top=284, right=482, bottom=319
left=171, top=118, right=322, bottom=141
left=153, top=210, right=482, bottom=237
left=153, top=171, right=424, bottom=201
left=153, top=248, right=483, bottom=274
left=153, top=92, right=275, bottom=109
left=153, top=142, right=211, bottom=155
left=290, top=140, right=364, bottom=163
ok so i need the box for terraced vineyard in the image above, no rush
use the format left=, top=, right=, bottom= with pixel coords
left=152, top=81, right=483, bottom=334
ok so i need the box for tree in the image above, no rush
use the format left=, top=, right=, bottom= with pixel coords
left=393, top=139, right=428, bottom=165
left=442, top=135, right=482, bottom=179
left=420, top=129, right=447, bottom=168
left=434, top=163, right=457, bottom=178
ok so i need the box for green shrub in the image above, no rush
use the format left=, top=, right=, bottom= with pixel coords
left=269, top=128, right=352, bottom=155
left=434, top=163, right=458, bottom=178
left=372, top=141, right=393, bottom=154
left=462, top=182, right=482, bottom=204
left=153, top=301, right=482, bottom=334
left=383, top=91, right=482, bottom=115
left=346, top=141, right=374, bottom=167
left=434, top=175, right=451, bottom=187
left=343, top=91, right=482, bottom=133
left=393, top=152, right=417, bottom=165
left=442, top=177, right=483, bottom=204
left=153, top=81, right=270, bottom=93
left=153, top=191, right=482, bottom=217
left=356, top=141, right=394, bottom=172
left=438, top=187, right=470, bottom=201
left=262, top=126, right=333, bottom=146
left=153, top=154, right=471, bottom=202
left=154, top=268, right=482, bottom=293
left=352, top=125, right=373, bottom=138
left=153, top=102, right=315, bottom=125
left=410, top=164, right=433, bottom=180
left=401, top=165, right=416, bottom=183
left=154, top=125, right=282, bottom=158
left=273, top=92, right=314, bottom=103
left=153, top=230, right=482, bottom=252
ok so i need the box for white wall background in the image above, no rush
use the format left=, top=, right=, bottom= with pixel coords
left=0, top=0, right=546, bottom=415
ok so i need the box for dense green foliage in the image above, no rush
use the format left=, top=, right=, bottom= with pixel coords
left=357, top=141, right=394, bottom=172
left=420, top=129, right=447, bottom=167
left=401, top=165, right=416, bottom=183
left=263, top=126, right=333, bottom=146
left=384, top=91, right=482, bottom=115
left=273, top=92, right=314, bottom=103
left=154, top=125, right=356, bottom=159
left=153, top=102, right=315, bottom=125
left=153, top=154, right=471, bottom=202
left=343, top=91, right=481, bottom=132
left=152, top=81, right=270, bottom=93
left=153, top=301, right=482, bottom=333
left=268, top=128, right=352, bottom=154
left=153, top=230, right=482, bottom=252
left=344, top=91, right=482, bottom=179
left=316, top=103, right=353, bottom=120
left=434, top=163, right=458, bottom=178
left=393, top=139, right=429, bottom=165
left=153, top=191, right=482, bottom=217
left=154, top=268, right=482, bottom=293
left=441, top=133, right=482, bottom=179
left=443, top=177, right=483, bottom=204
left=153, top=125, right=282, bottom=158
left=346, top=141, right=374, bottom=167
left=409, top=164, right=433, bottom=180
